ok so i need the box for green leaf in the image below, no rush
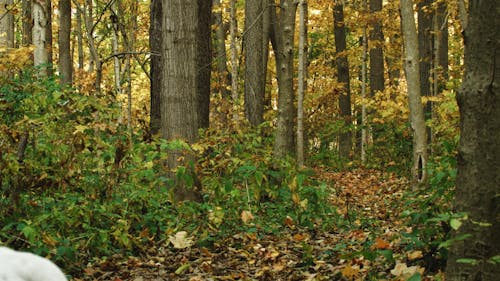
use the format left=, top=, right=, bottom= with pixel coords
left=488, top=255, right=500, bottom=264
left=450, top=218, right=462, bottom=230
left=457, top=258, right=478, bottom=265
left=407, top=272, right=421, bottom=281
left=175, top=263, right=191, bottom=274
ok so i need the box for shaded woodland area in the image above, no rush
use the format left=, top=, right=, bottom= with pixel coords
left=0, top=0, right=498, bottom=280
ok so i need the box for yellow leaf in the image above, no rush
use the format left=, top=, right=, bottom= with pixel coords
left=407, top=250, right=423, bottom=260
left=341, top=265, right=359, bottom=279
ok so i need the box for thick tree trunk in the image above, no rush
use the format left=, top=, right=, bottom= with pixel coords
left=162, top=0, right=203, bottom=201
left=445, top=0, right=500, bottom=279
left=333, top=2, right=352, bottom=160
left=196, top=0, right=213, bottom=129
left=271, top=0, right=298, bottom=159
left=58, top=0, right=72, bottom=86
left=244, top=0, right=264, bottom=126
left=149, top=0, right=162, bottom=136
left=369, top=0, right=384, bottom=97
left=400, top=0, right=427, bottom=186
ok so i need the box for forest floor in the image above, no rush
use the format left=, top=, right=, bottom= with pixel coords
left=81, top=169, right=442, bottom=281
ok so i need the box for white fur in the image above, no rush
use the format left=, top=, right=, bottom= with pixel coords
left=0, top=247, right=67, bottom=281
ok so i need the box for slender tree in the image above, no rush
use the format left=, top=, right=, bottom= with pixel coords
left=196, top=0, right=213, bottom=129
left=271, top=0, right=298, bottom=159
left=0, top=0, right=14, bottom=51
left=296, top=0, right=307, bottom=167
left=244, top=0, right=264, bottom=126
left=149, top=0, right=162, bottom=136
left=21, top=0, right=32, bottom=46
left=229, top=0, right=239, bottom=121
left=446, top=0, right=500, bottom=279
left=400, top=0, right=427, bottom=186
left=32, top=0, right=48, bottom=71
left=369, top=0, right=384, bottom=97
left=58, top=0, right=72, bottom=86
left=333, top=1, right=352, bottom=159
left=418, top=0, right=433, bottom=145
left=213, top=0, right=231, bottom=98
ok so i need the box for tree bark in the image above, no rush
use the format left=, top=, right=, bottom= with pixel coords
left=369, top=0, right=384, bottom=97
left=400, top=0, right=428, bottom=186
left=0, top=0, right=14, bottom=51
left=32, top=0, right=48, bottom=72
left=196, top=0, right=213, bottom=129
left=271, top=0, right=298, bottom=159
left=75, top=6, right=84, bottom=69
left=445, top=0, right=500, bottom=279
left=22, top=0, right=32, bottom=46
left=162, top=0, right=204, bottom=201
left=296, top=0, right=307, bottom=167
left=333, top=1, right=352, bottom=160
left=229, top=0, right=239, bottom=121
left=58, top=0, right=72, bottom=86
left=244, top=0, right=264, bottom=126
left=213, top=0, right=231, bottom=98
left=149, top=0, right=162, bottom=136
left=418, top=0, right=433, bottom=145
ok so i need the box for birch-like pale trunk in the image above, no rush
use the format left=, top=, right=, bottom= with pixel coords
left=32, top=1, right=48, bottom=71
left=400, top=0, right=427, bottom=187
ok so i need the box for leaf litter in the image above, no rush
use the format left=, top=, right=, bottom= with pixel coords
left=80, top=169, right=443, bottom=280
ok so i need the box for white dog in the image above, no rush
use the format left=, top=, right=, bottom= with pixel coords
left=0, top=247, right=67, bottom=281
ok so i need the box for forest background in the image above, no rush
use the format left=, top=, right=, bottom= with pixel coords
left=0, top=0, right=498, bottom=280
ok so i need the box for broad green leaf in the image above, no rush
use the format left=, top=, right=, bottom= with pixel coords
left=450, top=218, right=462, bottom=230
left=408, top=272, right=422, bottom=281
left=457, top=258, right=478, bottom=265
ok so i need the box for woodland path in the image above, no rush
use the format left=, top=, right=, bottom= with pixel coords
left=81, top=169, right=428, bottom=281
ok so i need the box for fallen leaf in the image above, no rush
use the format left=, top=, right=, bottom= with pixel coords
left=341, top=265, right=359, bottom=279
left=241, top=210, right=254, bottom=224
left=407, top=250, right=423, bottom=260
left=169, top=231, right=194, bottom=249
left=372, top=237, right=390, bottom=250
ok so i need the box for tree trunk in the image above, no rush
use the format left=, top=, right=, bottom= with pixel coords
left=229, top=0, right=239, bottom=121
left=32, top=1, right=48, bottom=71
left=213, top=0, right=231, bottom=98
left=333, top=1, right=352, bottom=160
left=369, top=0, right=384, bottom=97
left=400, top=0, right=427, bottom=186
left=418, top=0, right=433, bottom=145
left=45, top=0, right=53, bottom=75
left=244, top=0, right=264, bottom=126
left=271, top=0, right=298, bottom=159
left=75, top=7, right=84, bottom=69
left=161, top=0, right=203, bottom=201
left=296, top=0, right=307, bottom=167
left=149, top=0, right=162, bottom=136
left=22, top=0, right=32, bottom=46
left=111, top=2, right=121, bottom=96
left=262, top=0, right=272, bottom=109
left=196, top=0, right=213, bottom=129
left=58, top=0, right=72, bottom=86
left=445, top=0, right=500, bottom=279
left=0, top=0, right=14, bottom=51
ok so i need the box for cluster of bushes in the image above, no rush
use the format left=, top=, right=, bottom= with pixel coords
left=0, top=69, right=337, bottom=273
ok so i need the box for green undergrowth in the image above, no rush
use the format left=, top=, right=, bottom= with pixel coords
left=0, top=70, right=339, bottom=275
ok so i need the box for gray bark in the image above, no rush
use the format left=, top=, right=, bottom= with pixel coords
left=196, top=0, right=213, bottom=129
left=369, top=0, right=384, bottom=97
left=22, top=0, right=32, bottom=46
left=445, top=0, right=500, bottom=278
left=0, top=0, right=14, bottom=50
left=244, top=0, right=264, bottom=126
left=333, top=1, right=352, bottom=160
left=400, top=0, right=428, bottom=186
left=32, top=1, right=48, bottom=70
left=58, top=0, right=72, bottom=86
left=271, top=0, right=298, bottom=159
left=213, top=0, right=231, bottom=98
left=296, top=0, right=307, bottom=167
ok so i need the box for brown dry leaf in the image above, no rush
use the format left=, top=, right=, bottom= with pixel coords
left=241, top=210, right=254, bottom=224
left=390, top=262, right=424, bottom=278
left=372, top=237, right=391, bottom=250
left=407, top=250, right=423, bottom=260
left=284, top=215, right=295, bottom=227
left=341, top=265, right=360, bottom=279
